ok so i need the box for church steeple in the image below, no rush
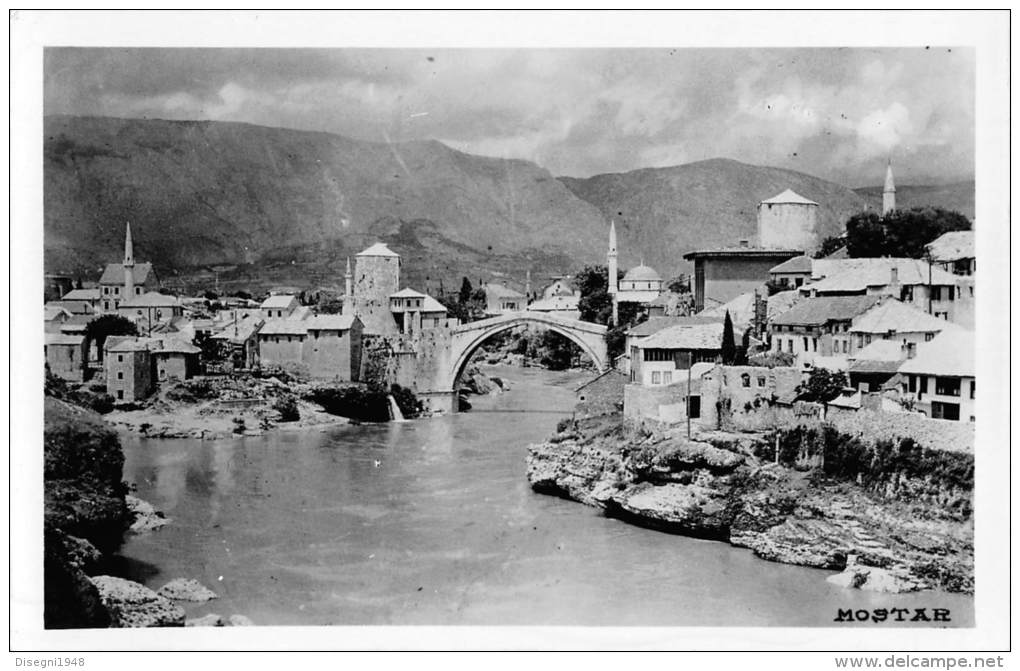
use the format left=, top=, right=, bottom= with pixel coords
left=123, top=222, right=135, bottom=300
left=882, top=160, right=896, bottom=215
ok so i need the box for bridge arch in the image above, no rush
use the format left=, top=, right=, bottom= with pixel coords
left=443, top=312, right=608, bottom=392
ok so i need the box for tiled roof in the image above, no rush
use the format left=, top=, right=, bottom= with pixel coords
left=683, top=247, right=803, bottom=260
left=306, top=314, right=357, bottom=331
left=390, top=288, right=428, bottom=299
left=926, top=231, right=975, bottom=262
left=849, top=299, right=961, bottom=335
left=636, top=322, right=724, bottom=351
left=258, top=319, right=309, bottom=336
left=44, top=305, right=71, bottom=321
left=421, top=296, right=448, bottom=313
left=850, top=339, right=907, bottom=363
left=260, top=294, right=299, bottom=309
left=46, top=300, right=92, bottom=315
left=771, top=295, right=883, bottom=326
left=61, top=288, right=101, bottom=301
left=808, top=258, right=960, bottom=286
left=119, top=291, right=180, bottom=308
left=626, top=315, right=723, bottom=338
left=105, top=337, right=155, bottom=352
left=99, top=262, right=154, bottom=285
left=45, top=333, right=84, bottom=346
left=760, top=189, right=818, bottom=205
left=898, top=329, right=974, bottom=377
left=356, top=242, right=399, bottom=257
left=528, top=295, right=580, bottom=311
left=769, top=255, right=813, bottom=274
left=698, top=288, right=803, bottom=328
left=155, top=338, right=201, bottom=354
left=484, top=283, right=525, bottom=299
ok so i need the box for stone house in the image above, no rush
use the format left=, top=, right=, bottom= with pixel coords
left=210, top=315, right=263, bottom=370
left=769, top=295, right=884, bottom=360
left=620, top=316, right=722, bottom=375
left=801, top=258, right=969, bottom=327
left=389, top=289, right=451, bottom=335
left=353, top=243, right=401, bottom=336
left=574, top=368, right=628, bottom=418
left=768, top=254, right=813, bottom=289
left=683, top=244, right=803, bottom=312
left=927, top=231, right=975, bottom=276
left=483, top=283, right=526, bottom=316
left=45, top=333, right=88, bottom=383
left=153, top=338, right=201, bottom=383
left=105, top=337, right=155, bottom=403
left=260, top=294, right=301, bottom=320
left=117, top=292, right=183, bottom=332
left=257, top=320, right=309, bottom=368
left=99, top=263, right=158, bottom=312
left=629, top=321, right=724, bottom=386
left=757, top=189, right=819, bottom=251
left=59, top=288, right=102, bottom=314
left=898, top=329, right=975, bottom=422
left=846, top=339, right=907, bottom=393
left=304, top=314, right=364, bottom=381
left=847, top=298, right=961, bottom=359
left=699, top=364, right=803, bottom=431
left=44, top=305, right=72, bottom=334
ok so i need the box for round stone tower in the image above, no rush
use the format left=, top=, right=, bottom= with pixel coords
left=353, top=242, right=401, bottom=336
left=756, top=189, right=818, bottom=251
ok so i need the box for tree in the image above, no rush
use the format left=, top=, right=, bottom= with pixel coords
left=814, top=235, right=847, bottom=259
left=538, top=331, right=577, bottom=371
left=721, top=310, right=737, bottom=365
left=84, top=314, right=138, bottom=363
left=667, top=274, right=691, bottom=294
left=840, top=207, right=971, bottom=259
left=797, top=368, right=848, bottom=404
left=458, top=277, right=474, bottom=305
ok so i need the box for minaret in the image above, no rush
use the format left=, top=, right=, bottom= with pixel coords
left=882, top=160, right=896, bottom=215
left=524, top=269, right=532, bottom=302
left=342, top=256, right=353, bottom=316
left=608, top=220, right=619, bottom=326
left=123, top=222, right=135, bottom=301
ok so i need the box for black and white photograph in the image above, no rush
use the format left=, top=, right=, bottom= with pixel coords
left=10, top=9, right=1012, bottom=659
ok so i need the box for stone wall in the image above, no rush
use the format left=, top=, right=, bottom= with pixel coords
left=576, top=370, right=627, bottom=418
left=822, top=407, right=974, bottom=454
left=699, top=364, right=802, bottom=430
left=623, top=383, right=695, bottom=422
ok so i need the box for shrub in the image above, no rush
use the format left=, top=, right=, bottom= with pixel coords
left=83, top=392, right=114, bottom=415
left=185, top=378, right=217, bottom=399
left=389, top=384, right=422, bottom=419
left=273, top=395, right=300, bottom=422
left=305, top=386, right=390, bottom=422
left=232, top=416, right=246, bottom=434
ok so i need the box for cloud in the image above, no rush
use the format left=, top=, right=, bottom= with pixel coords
left=43, top=47, right=974, bottom=186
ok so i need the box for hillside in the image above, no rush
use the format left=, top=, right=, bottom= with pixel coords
left=44, top=116, right=607, bottom=292
left=854, top=182, right=975, bottom=221
left=558, top=158, right=868, bottom=273
left=45, top=117, right=882, bottom=292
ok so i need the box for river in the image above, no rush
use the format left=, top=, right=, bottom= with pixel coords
left=116, top=365, right=974, bottom=627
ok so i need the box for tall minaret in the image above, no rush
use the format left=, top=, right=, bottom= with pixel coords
left=524, top=269, right=532, bottom=302
left=123, top=222, right=135, bottom=301
left=342, top=256, right=353, bottom=316
left=607, top=220, right=619, bottom=326
left=882, top=160, right=896, bottom=215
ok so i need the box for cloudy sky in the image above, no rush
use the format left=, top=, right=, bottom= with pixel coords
left=44, top=47, right=974, bottom=186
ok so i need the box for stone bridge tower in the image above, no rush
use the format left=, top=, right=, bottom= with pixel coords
left=353, top=243, right=400, bottom=336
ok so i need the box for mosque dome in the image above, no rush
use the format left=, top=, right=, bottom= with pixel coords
left=622, top=264, right=662, bottom=283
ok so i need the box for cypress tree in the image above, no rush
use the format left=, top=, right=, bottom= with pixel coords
left=721, top=310, right=736, bottom=365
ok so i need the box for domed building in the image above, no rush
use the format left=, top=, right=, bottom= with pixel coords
left=607, top=221, right=665, bottom=324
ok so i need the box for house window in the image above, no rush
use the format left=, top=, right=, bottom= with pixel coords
left=865, top=334, right=872, bottom=345
left=935, top=377, right=960, bottom=397
left=908, top=375, right=916, bottom=393
left=757, top=376, right=766, bottom=387
left=931, top=401, right=960, bottom=421
left=741, top=373, right=750, bottom=388
left=970, top=380, right=975, bottom=399
left=935, top=311, right=948, bottom=320
left=114, top=287, right=120, bottom=295
left=68, top=349, right=73, bottom=360
left=905, top=343, right=916, bottom=359
left=117, top=390, right=124, bottom=400
left=925, top=333, right=934, bottom=342
left=931, top=287, right=941, bottom=301
left=136, top=287, right=141, bottom=294
left=662, top=372, right=672, bottom=385
left=802, top=337, right=809, bottom=351
left=919, top=376, right=928, bottom=394
left=842, top=341, right=848, bottom=354
left=117, top=371, right=123, bottom=380
left=786, top=339, right=793, bottom=354
left=651, top=371, right=661, bottom=385
left=103, top=287, right=109, bottom=295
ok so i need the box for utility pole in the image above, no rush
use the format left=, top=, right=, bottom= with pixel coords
left=926, top=251, right=933, bottom=315
left=682, top=351, right=692, bottom=439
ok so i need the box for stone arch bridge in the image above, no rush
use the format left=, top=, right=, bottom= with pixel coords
left=411, top=311, right=608, bottom=413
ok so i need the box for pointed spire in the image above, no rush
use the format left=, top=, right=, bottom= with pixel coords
left=882, top=160, right=896, bottom=215
left=344, top=256, right=352, bottom=277
left=608, top=219, right=617, bottom=255
left=884, top=159, right=896, bottom=193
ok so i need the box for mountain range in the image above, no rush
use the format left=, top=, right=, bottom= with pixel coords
left=43, top=115, right=973, bottom=294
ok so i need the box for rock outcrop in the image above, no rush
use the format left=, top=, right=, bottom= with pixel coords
left=157, top=578, right=218, bottom=602
left=526, top=415, right=974, bottom=594
left=90, top=576, right=185, bottom=628
left=126, top=495, right=171, bottom=533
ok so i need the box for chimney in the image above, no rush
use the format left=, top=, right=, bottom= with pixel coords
left=890, top=267, right=899, bottom=284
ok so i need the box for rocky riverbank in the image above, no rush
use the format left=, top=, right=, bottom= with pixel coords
left=527, top=415, right=973, bottom=594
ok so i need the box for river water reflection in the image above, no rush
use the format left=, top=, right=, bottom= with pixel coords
left=118, top=366, right=973, bottom=627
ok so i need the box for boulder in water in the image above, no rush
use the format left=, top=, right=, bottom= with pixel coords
left=90, top=575, right=185, bottom=627
left=186, top=613, right=225, bottom=627
left=157, top=578, right=218, bottom=602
